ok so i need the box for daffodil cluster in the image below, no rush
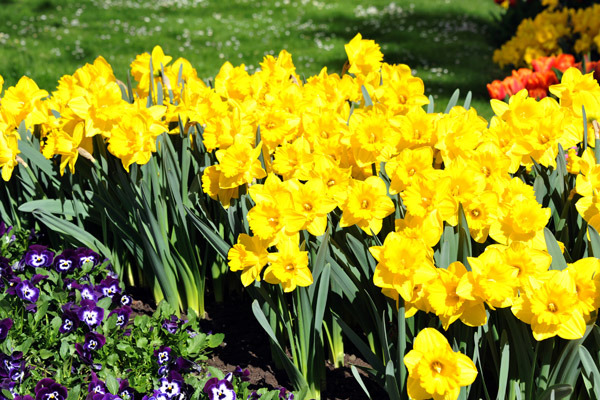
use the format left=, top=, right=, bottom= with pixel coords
left=493, top=4, right=600, bottom=68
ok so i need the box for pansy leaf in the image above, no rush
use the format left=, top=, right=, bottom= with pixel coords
left=105, top=372, right=119, bottom=395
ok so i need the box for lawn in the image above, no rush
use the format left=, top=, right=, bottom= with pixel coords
left=0, top=0, right=503, bottom=118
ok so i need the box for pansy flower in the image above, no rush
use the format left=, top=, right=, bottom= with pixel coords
left=162, top=316, right=178, bottom=334
left=77, top=300, right=104, bottom=328
left=158, top=372, right=185, bottom=399
left=74, top=283, right=99, bottom=302
left=14, top=395, right=34, bottom=400
left=83, top=332, right=106, bottom=352
left=59, top=308, right=80, bottom=334
left=54, top=249, right=78, bottom=274
left=118, top=379, right=137, bottom=400
left=0, top=222, right=11, bottom=238
left=97, top=277, right=121, bottom=299
left=233, top=366, right=250, bottom=382
left=87, top=372, right=107, bottom=395
left=203, top=376, right=235, bottom=400
left=0, top=318, right=13, bottom=341
left=75, top=248, right=100, bottom=269
left=34, top=379, right=68, bottom=400
left=22, top=245, right=54, bottom=268
left=15, top=280, right=40, bottom=303
left=108, top=306, right=132, bottom=328
left=0, top=351, right=28, bottom=382
left=154, top=346, right=172, bottom=366
left=119, top=294, right=132, bottom=307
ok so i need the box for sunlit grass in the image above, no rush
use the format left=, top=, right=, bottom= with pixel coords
left=0, top=0, right=503, bottom=118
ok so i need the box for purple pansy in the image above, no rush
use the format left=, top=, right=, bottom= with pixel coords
left=119, top=294, right=132, bottom=307
left=154, top=346, right=172, bottom=366
left=83, top=332, right=106, bottom=352
left=87, top=372, right=106, bottom=396
left=97, top=277, right=121, bottom=299
left=158, top=371, right=185, bottom=399
left=203, top=376, right=235, bottom=400
left=22, top=245, right=54, bottom=268
left=233, top=366, right=250, bottom=382
left=34, top=378, right=68, bottom=400
left=0, top=318, right=13, bottom=341
left=15, top=280, right=40, bottom=303
left=75, top=248, right=100, bottom=269
left=77, top=300, right=104, bottom=328
left=162, top=316, right=178, bottom=334
left=109, top=306, right=132, bottom=328
left=76, top=283, right=99, bottom=302
left=118, top=379, right=136, bottom=400
left=54, top=249, right=78, bottom=274
left=60, top=303, right=81, bottom=334
left=14, top=396, right=34, bottom=400
left=0, top=351, right=28, bottom=383
left=277, top=388, right=293, bottom=400
left=0, top=222, right=11, bottom=237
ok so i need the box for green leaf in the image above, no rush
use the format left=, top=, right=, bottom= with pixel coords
left=463, top=91, right=472, bottom=110
left=361, top=85, right=373, bottom=107
left=105, top=372, right=119, bottom=395
left=39, top=349, right=55, bottom=360
left=350, top=365, right=372, bottom=400
left=588, top=225, right=600, bottom=258
left=579, top=345, right=600, bottom=399
left=207, top=333, right=224, bottom=348
left=457, top=204, right=472, bottom=269
left=427, top=95, right=435, bottom=114
left=544, top=228, right=567, bottom=270
left=60, top=337, right=72, bottom=359
left=251, top=300, right=308, bottom=392
left=384, top=360, right=401, bottom=400
left=580, top=106, right=588, bottom=156
left=186, top=333, right=208, bottom=357
left=496, top=331, right=510, bottom=400
left=66, top=385, right=81, bottom=400
left=537, top=384, right=572, bottom=400
left=444, top=89, right=460, bottom=113
left=186, top=206, right=231, bottom=260
left=18, top=199, right=90, bottom=217
left=2, top=390, right=13, bottom=400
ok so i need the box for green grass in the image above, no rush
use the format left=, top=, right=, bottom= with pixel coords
left=0, top=0, right=504, bottom=119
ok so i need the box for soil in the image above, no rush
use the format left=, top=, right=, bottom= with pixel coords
left=129, top=288, right=387, bottom=400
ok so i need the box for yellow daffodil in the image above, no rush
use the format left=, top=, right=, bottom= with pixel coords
left=264, top=235, right=312, bottom=292
left=512, top=269, right=587, bottom=340
left=339, top=176, right=395, bottom=235
left=404, top=328, right=478, bottom=400
left=228, top=233, right=270, bottom=287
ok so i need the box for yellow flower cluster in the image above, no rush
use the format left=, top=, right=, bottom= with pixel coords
left=493, top=4, right=600, bottom=68
left=1, top=35, right=600, bottom=346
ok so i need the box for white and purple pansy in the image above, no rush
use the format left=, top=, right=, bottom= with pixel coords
left=83, top=332, right=106, bottom=352
left=22, top=245, right=54, bottom=268
left=53, top=249, right=78, bottom=274
left=97, top=277, right=121, bottom=299
left=202, top=377, right=235, bottom=400
left=108, top=306, right=132, bottom=328
left=77, top=300, right=104, bottom=328
left=119, top=294, right=132, bottom=307
left=87, top=372, right=106, bottom=395
left=15, top=280, right=40, bottom=303
left=158, top=371, right=185, bottom=399
left=154, top=346, right=172, bottom=366
left=34, top=379, right=68, bottom=400
left=77, top=284, right=99, bottom=302
left=75, top=247, right=100, bottom=269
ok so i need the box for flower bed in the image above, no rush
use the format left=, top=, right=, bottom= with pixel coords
left=2, top=31, right=600, bottom=400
